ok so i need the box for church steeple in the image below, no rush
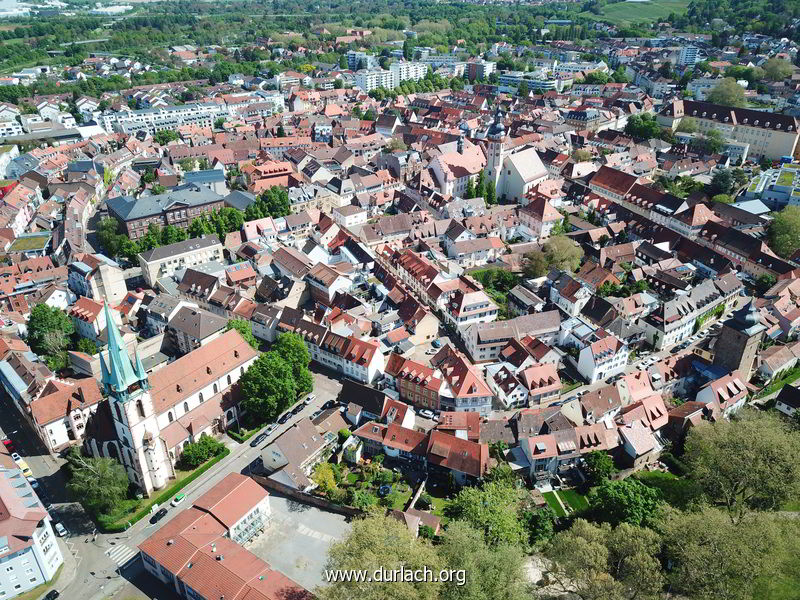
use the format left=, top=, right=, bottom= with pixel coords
left=101, top=302, right=147, bottom=399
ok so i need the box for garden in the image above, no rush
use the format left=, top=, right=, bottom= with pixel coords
left=311, top=455, right=417, bottom=512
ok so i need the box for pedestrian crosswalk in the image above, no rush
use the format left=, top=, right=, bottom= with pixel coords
left=105, top=544, right=139, bottom=567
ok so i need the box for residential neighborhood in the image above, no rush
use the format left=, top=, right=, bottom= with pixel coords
left=0, top=3, right=799, bottom=600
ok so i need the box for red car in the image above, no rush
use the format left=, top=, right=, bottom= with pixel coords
left=2, top=439, right=14, bottom=453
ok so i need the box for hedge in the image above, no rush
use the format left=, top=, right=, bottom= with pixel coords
left=660, top=452, right=689, bottom=477
left=97, top=447, right=231, bottom=532
left=227, top=427, right=259, bottom=444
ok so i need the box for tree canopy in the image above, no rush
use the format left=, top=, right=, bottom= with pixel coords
left=318, top=514, right=442, bottom=600
left=448, top=480, right=526, bottom=547
left=545, top=519, right=665, bottom=600
left=239, top=351, right=298, bottom=423
left=27, top=304, right=74, bottom=371
left=684, top=409, right=800, bottom=522
left=768, top=205, right=800, bottom=258
left=524, top=235, right=583, bottom=277
left=588, top=478, right=663, bottom=527
left=66, top=448, right=129, bottom=514
left=226, top=319, right=259, bottom=349
left=707, top=77, right=746, bottom=107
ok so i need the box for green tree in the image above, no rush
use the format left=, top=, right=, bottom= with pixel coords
left=312, top=462, right=338, bottom=496
left=663, top=506, right=781, bottom=600
left=475, top=169, right=486, bottom=199
left=188, top=216, right=212, bottom=238
left=277, top=125, right=286, bottom=137
left=214, top=117, right=226, bottom=129
left=523, top=506, right=557, bottom=549
left=239, top=352, right=297, bottom=423
left=755, top=273, right=777, bottom=295
left=273, top=332, right=314, bottom=395
left=624, top=113, right=662, bottom=140
left=709, top=168, right=734, bottom=196
left=403, top=38, right=415, bottom=60
left=65, top=449, right=129, bottom=514
left=684, top=409, right=800, bottom=522
left=572, top=148, right=592, bottom=162
left=707, top=77, right=746, bottom=107
left=75, top=337, right=98, bottom=356
left=768, top=205, right=800, bottom=258
left=545, top=519, right=665, bottom=600
left=448, top=481, right=526, bottom=547
left=485, top=179, right=496, bottom=205
left=583, top=450, right=616, bottom=486
left=153, top=129, right=179, bottom=145
left=226, top=318, right=259, bottom=349
left=763, top=57, right=793, bottom=81
left=318, top=514, right=442, bottom=600
left=27, top=304, right=74, bottom=371
left=464, top=177, right=475, bottom=199
left=179, top=435, right=226, bottom=467
left=712, top=193, right=733, bottom=204
left=437, top=520, right=527, bottom=600
left=150, top=184, right=166, bottom=195
left=588, top=479, right=663, bottom=527
left=544, top=235, right=583, bottom=273
left=676, top=116, right=698, bottom=133
left=523, top=250, right=550, bottom=278
left=517, top=80, right=529, bottom=98
left=348, top=489, right=377, bottom=510
left=179, top=158, right=197, bottom=172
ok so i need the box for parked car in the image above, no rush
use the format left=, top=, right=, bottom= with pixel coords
left=425, top=348, right=437, bottom=355
left=291, top=403, right=305, bottom=415
left=53, top=522, right=67, bottom=537
left=311, top=409, right=323, bottom=420
left=419, top=409, right=435, bottom=419
left=44, top=591, right=60, bottom=600
left=431, top=339, right=442, bottom=348
left=304, top=394, right=316, bottom=405
left=322, top=400, right=337, bottom=410
left=265, top=424, right=278, bottom=435
left=170, top=493, right=186, bottom=507
left=249, top=433, right=268, bottom=447
left=277, top=412, right=291, bottom=425
left=2, top=439, right=13, bottom=452
left=149, top=507, right=168, bottom=524
left=26, top=477, right=38, bottom=489
left=17, top=460, right=32, bottom=478
left=11, top=453, right=21, bottom=462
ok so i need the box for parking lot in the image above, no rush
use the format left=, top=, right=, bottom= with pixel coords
left=246, top=493, right=351, bottom=590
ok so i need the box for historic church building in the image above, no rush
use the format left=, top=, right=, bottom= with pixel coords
left=484, top=109, right=549, bottom=203
left=84, top=304, right=259, bottom=495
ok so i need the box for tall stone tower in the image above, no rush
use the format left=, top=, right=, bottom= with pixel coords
left=99, top=303, right=168, bottom=495
left=485, top=107, right=506, bottom=192
left=712, top=299, right=766, bottom=382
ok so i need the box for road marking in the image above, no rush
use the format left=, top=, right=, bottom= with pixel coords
left=296, top=523, right=335, bottom=542
left=105, top=544, right=138, bottom=567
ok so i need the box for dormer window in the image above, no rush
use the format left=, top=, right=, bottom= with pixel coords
left=766, top=122, right=771, bottom=127
left=777, top=123, right=782, bottom=129
left=754, top=120, right=759, bottom=125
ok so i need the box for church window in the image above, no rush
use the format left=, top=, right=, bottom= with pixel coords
left=213, top=383, right=218, bottom=394
left=227, top=375, right=232, bottom=386
left=168, top=412, right=174, bottom=423
left=136, top=400, right=145, bottom=419
left=198, top=392, right=204, bottom=402
left=115, top=403, right=123, bottom=422
left=184, top=402, right=189, bottom=413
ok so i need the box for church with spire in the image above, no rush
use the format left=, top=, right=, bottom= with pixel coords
left=484, top=108, right=550, bottom=204
left=84, top=303, right=259, bottom=496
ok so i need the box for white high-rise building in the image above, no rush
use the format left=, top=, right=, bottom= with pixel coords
left=389, top=61, right=428, bottom=88
left=0, top=465, right=63, bottom=599
left=678, top=46, right=699, bottom=66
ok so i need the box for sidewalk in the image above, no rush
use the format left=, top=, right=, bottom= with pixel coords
left=39, top=537, right=78, bottom=599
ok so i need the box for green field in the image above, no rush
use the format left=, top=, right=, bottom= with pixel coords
left=580, top=0, right=691, bottom=26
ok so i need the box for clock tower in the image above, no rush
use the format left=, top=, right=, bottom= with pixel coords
left=100, top=303, right=168, bottom=495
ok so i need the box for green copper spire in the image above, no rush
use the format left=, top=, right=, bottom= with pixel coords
left=101, top=302, right=140, bottom=396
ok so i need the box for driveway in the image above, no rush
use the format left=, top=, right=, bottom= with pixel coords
left=246, top=494, right=351, bottom=590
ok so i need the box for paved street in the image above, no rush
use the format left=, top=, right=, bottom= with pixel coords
left=3, top=366, right=344, bottom=600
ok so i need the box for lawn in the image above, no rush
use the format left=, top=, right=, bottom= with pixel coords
left=580, top=0, right=691, bottom=25
left=756, top=366, right=800, bottom=398
left=542, top=491, right=567, bottom=517
left=559, top=488, right=589, bottom=512
left=753, top=521, right=800, bottom=600
left=635, top=470, right=702, bottom=509
left=14, top=564, right=63, bottom=600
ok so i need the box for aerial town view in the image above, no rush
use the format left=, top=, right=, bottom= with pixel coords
left=0, top=0, right=799, bottom=599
